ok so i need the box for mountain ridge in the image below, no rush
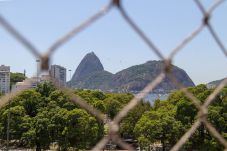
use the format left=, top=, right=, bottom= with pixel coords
left=207, top=77, right=227, bottom=88
left=68, top=52, right=195, bottom=93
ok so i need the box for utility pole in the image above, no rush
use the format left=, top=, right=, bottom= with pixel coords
left=24, top=69, right=26, bottom=77
left=68, top=69, right=72, bottom=88
left=6, top=101, right=11, bottom=151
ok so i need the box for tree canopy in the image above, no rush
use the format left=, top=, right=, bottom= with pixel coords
left=134, top=84, right=227, bottom=150
left=0, top=82, right=150, bottom=150
left=0, top=82, right=103, bottom=150
left=0, top=82, right=226, bottom=151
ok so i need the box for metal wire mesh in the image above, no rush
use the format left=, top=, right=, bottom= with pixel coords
left=0, top=0, right=227, bottom=150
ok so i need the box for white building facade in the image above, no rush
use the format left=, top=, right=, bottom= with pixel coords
left=50, top=65, right=66, bottom=86
left=0, top=65, right=10, bottom=94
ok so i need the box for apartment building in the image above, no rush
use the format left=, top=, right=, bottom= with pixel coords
left=0, top=65, right=10, bottom=94
left=50, top=65, right=66, bottom=86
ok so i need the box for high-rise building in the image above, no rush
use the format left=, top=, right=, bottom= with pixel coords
left=0, top=65, right=10, bottom=94
left=50, top=65, right=66, bottom=86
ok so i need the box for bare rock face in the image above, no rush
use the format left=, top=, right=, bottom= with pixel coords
left=71, top=52, right=104, bottom=81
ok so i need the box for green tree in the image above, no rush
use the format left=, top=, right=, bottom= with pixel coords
left=104, top=93, right=133, bottom=119
left=36, top=81, right=56, bottom=97
left=10, top=72, right=26, bottom=89
left=63, top=109, right=100, bottom=149
left=0, top=82, right=105, bottom=150
left=32, top=111, right=52, bottom=151
left=134, top=103, right=183, bottom=151
left=48, top=90, right=74, bottom=110
left=120, top=101, right=151, bottom=139
left=12, top=90, right=43, bottom=117
left=0, top=106, right=27, bottom=141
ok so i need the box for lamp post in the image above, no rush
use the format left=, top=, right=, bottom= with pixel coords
left=36, top=59, right=40, bottom=84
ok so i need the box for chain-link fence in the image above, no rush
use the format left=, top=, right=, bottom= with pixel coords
left=0, top=0, right=227, bottom=150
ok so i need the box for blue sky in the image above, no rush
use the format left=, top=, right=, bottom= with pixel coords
left=0, top=0, right=226, bottom=84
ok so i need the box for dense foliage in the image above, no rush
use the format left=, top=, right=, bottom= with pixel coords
left=0, top=82, right=103, bottom=150
left=74, top=89, right=151, bottom=139
left=0, top=82, right=226, bottom=151
left=135, top=84, right=227, bottom=150
left=0, top=82, right=150, bottom=150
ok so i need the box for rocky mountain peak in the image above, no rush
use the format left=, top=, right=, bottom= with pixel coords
left=69, top=53, right=195, bottom=93
left=71, top=52, right=104, bottom=81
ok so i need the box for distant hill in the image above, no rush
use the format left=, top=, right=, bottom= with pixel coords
left=112, top=61, right=194, bottom=92
left=68, top=52, right=195, bottom=93
left=207, top=77, right=227, bottom=88
left=70, top=70, right=113, bottom=90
